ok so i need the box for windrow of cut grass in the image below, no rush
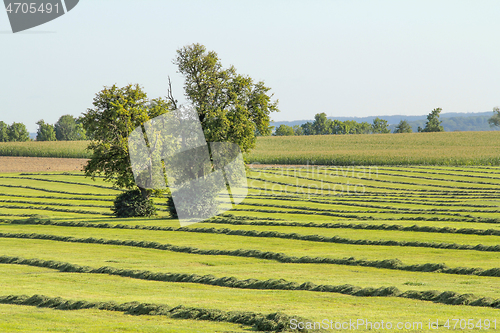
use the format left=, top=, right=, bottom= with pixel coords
left=3, top=235, right=500, bottom=298
left=0, top=304, right=252, bottom=333
left=4, top=264, right=500, bottom=333
left=3, top=229, right=500, bottom=278
left=2, top=166, right=500, bottom=331
left=6, top=218, right=500, bottom=255
left=0, top=294, right=301, bottom=332
left=10, top=216, right=500, bottom=240
left=2, top=256, right=500, bottom=310
left=251, top=168, right=500, bottom=193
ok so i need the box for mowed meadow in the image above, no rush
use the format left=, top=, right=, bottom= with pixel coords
left=0, top=134, right=500, bottom=331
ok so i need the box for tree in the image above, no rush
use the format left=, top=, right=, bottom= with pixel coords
left=488, top=106, right=500, bottom=127
left=300, top=122, right=315, bottom=135
left=312, top=113, right=332, bottom=135
left=330, top=120, right=344, bottom=134
left=0, top=121, right=8, bottom=142
left=170, top=43, right=278, bottom=153
left=342, top=120, right=355, bottom=134
left=355, top=122, right=372, bottom=134
left=36, top=120, right=56, bottom=141
left=81, top=84, right=171, bottom=199
left=55, top=115, right=87, bottom=141
left=422, top=108, right=444, bottom=132
left=372, top=117, right=390, bottom=134
left=394, top=120, right=413, bottom=133
left=273, top=124, right=295, bottom=136
left=292, top=125, right=303, bottom=136
left=8, top=122, right=30, bottom=142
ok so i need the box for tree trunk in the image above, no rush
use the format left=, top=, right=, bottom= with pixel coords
left=139, top=187, right=150, bottom=200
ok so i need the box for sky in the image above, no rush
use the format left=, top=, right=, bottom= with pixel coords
left=1, top=0, right=499, bottom=132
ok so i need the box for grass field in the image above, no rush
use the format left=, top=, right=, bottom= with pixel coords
left=3, top=131, right=500, bottom=165
left=1, top=165, right=500, bottom=332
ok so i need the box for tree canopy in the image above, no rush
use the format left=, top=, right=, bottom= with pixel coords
left=273, top=124, right=295, bottom=136
left=81, top=84, right=170, bottom=198
left=55, top=115, right=87, bottom=141
left=170, top=43, right=278, bottom=153
left=394, top=120, right=413, bottom=133
left=488, top=106, right=500, bottom=127
left=7, top=122, right=30, bottom=142
left=421, top=108, right=444, bottom=132
left=313, top=113, right=330, bottom=134
left=296, top=114, right=373, bottom=135
left=372, top=117, right=390, bottom=134
left=36, top=120, right=56, bottom=141
left=0, top=121, right=8, bottom=142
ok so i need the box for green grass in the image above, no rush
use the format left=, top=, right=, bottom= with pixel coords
left=1, top=167, right=500, bottom=331
left=0, top=304, right=248, bottom=333
left=2, top=265, right=500, bottom=332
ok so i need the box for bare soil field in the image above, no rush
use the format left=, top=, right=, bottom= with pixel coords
left=0, top=157, right=295, bottom=174
left=0, top=157, right=89, bottom=173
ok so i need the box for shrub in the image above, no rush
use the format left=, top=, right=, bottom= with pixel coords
left=112, top=189, right=156, bottom=217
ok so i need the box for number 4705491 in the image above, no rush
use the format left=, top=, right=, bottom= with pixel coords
left=5, top=2, right=59, bottom=14
left=443, top=319, right=497, bottom=330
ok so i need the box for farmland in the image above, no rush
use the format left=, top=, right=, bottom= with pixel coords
left=248, top=132, right=500, bottom=165
left=2, top=131, right=500, bottom=165
left=1, top=163, right=500, bottom=332
left=0, top=141, right=91, bottom=159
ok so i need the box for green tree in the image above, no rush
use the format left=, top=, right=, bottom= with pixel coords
left=170, top=43, right=278, bottom=153
left=488, top=106, right=500, bottom=127
left=300, top=122, right=315, bottom=135
left=55, top=114, right=87, bottom=141
left=81, top=84, right=171, bottom=199
left=8, top=122, right=30, bottom=142
left=36, top=120, right=56, bottom=141
left=330, top=120, right=344, bottom=134
left=0, top=121, right=8, bottom=142
left=357, top=122, right=372, bottom=134
left=342, top=120, right=354, bottom=134
left=273, top=124, right=295, bottom=136
left=394, top=120, right=413, bottom=133
left=422, top=108, right=444, bottom=132
left=312, top=113, right=332, bottom=135
left=292, top=125, right=303, bottom=136
left=372, top=117, right=390, bottom=134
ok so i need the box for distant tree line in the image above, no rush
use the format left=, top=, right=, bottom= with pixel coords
left=274, top=108, right=444, bottom=136
left=488, top=107, right=500, bottom=127
left=0, top=115, right=87, bottom=142
left=0, top=121, right=30, bottom=142
left=37, top=115, right=87, bottom=141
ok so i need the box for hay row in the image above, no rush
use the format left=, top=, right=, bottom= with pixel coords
left=2, top=229, right=500, bottom=277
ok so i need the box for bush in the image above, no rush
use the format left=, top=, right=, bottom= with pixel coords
left=112, top=189, right=156, bottom=218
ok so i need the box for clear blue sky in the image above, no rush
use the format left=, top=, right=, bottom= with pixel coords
left=1, top=0, right=499, bottom=132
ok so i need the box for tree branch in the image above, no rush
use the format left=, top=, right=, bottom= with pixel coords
left=167, top=76, right=178, bottom=110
